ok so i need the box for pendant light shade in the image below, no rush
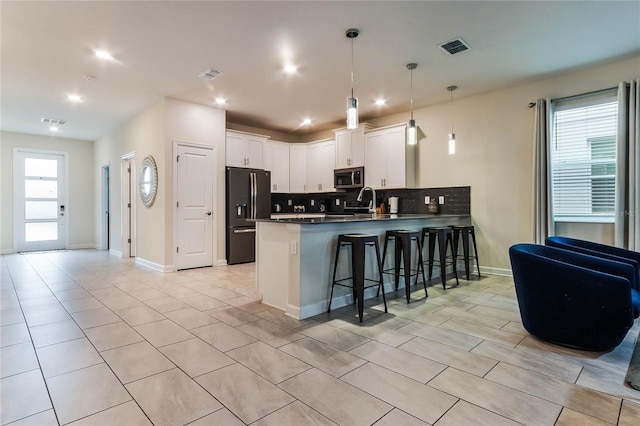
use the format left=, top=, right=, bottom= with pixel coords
left=447, top=85, right=457, bottom=155
left=406, top=63, right=418, bottom=145
left=346, top=29, right=359, bottom=129
left=346, top=96, right=358, bottom=129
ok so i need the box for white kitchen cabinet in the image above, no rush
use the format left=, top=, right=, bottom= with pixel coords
left=334, top=126, right=367, bottom=169
left=226, top=130, right=267, bottom=168
left=306, top=139, right=335, bottom=192
left=289, top=145, right=307, bottom=193
left=365, top=124, right=416, bottom=189
left=267, top=142, right=290, bottom=193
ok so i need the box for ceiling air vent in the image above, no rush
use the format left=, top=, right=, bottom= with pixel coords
left=438, top=38, right=471, bottom=55
left=198, top=68, right=222, bottom=80
left=41, top=118, right=66, bottom=125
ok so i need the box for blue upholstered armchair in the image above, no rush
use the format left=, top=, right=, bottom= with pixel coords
left=509, top=244, right=639, bottom=351
left=546, top=236, right=640, bottom=292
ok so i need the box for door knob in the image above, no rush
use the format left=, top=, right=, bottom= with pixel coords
left=206, top=211, right=212, bottom=216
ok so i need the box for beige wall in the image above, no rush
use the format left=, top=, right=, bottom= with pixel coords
left=367, top=55, right=639, bottom=273
left=93, top=98, right=226, bottom=270
left=93, top=99, right=166, bottom=266
left=1, top=131, right=95, bottom=253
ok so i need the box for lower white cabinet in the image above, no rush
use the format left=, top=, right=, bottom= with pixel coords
left=365, top=124, right=416, bottom=189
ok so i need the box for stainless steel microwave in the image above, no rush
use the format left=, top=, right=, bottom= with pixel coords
left=334, top=166, right=364, bottom=189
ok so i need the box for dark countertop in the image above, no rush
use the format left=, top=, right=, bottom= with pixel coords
left=256, top=213, right=470, bottom=224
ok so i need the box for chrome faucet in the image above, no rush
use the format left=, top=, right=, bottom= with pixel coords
left=357, top=186, right=377, bottom=213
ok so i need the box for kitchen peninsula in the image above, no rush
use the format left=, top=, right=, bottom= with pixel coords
left=255, top=213, right=471, bottom=319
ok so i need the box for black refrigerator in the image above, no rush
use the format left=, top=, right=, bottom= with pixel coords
left=226, top=167, right=271, bottom=264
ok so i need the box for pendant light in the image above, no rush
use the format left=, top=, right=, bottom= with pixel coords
left=406, top=63, right=418, bottom=145
left=447, top=85, right=457, bottom=154
left=346, top=28, right=359, bottom=129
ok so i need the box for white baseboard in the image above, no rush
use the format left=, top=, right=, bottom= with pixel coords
left=68, top=244, right=95, bottom=250
left=477, top=265, right=512, bottom=277
left=135, top=257, right=172, bottom=273
left=109, top=249, right=122, bottom=257
left=215, top=259, right=228, bottom=267
left=0, top=248, right=16, bottom=255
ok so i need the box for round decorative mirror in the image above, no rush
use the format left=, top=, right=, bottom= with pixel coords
left=139, top=155, right=158, bottom=207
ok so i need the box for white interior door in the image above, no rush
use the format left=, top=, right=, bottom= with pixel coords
left=14, top=150, right=67, bottom=252
left=176, top=144, right=215, bottom=269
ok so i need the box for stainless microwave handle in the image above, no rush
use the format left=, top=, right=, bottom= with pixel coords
left=351, top=171, right=355, bottom=184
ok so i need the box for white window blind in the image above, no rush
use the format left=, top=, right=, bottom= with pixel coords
left=551, top=91, right=618, bottom=222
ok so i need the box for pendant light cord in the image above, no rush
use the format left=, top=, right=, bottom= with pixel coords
left=447, top=85, right=457, bottom=134
left=410, top=67, right=414, bottom=120
left=450, top=89, right=453, bottom=133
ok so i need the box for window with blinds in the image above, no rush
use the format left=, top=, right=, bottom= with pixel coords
left=551, top=91, right=618, bottom=222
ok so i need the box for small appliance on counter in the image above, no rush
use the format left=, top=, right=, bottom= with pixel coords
left=225, top=167, right=271, bottom=264
left=334, top=166, right=364, bottom=189
left=388, top=196, right=399, bottom=214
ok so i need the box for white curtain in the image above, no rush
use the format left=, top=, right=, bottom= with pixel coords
left=615, top=79, right=640, bottom=250
left=532, top=98, right=554, bottom=244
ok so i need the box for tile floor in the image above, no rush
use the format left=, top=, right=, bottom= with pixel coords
left=1, top=249, right=639, bottom=425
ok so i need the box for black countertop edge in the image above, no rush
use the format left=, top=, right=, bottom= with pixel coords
left=255, top=214, right=470, bottom=225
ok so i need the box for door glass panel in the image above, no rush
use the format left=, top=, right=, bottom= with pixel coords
left=25, top=201, right=58, bottom=219
left=25, top=159, right=57, bottom=177
left=25, top=222, right=58, bottom=242
left=25, top=180, right=57, bottom=198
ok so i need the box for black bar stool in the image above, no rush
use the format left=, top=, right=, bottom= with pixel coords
left=328, top=234, right=387, bottom=322
left=421, top=227, right=459, bottom=289
left=380, top=230, right=427, bottom=303
left=450, top=225, right=481, bottom=280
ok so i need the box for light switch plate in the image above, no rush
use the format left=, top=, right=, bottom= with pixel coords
left=336, top=199, right=341, bottom=206
left=310, top=200, right=315, bottom=206
left=288, top=199, right=292, bottom=206
left=425, top=196, right=430, bottom=204
left=290, top=241, right=297, bottom=255
left=439, top=196, right=445, bottom=204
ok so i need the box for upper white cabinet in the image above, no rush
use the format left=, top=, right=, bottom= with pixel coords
left=365, top=124, right=416, bottom=189
left=289, top=145, right=307, bottom=193
left=334, top=127, right=365, bottom=169
left=306, top=139, right=336, bottom=192
left=226, top=130, right=267, bottom=168
left=264, top=141, right=290, bottom=193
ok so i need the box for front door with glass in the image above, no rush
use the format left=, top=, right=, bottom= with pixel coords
left=14, top=150, right=66, bottom=252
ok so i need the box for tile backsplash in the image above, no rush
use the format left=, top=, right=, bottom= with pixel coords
left=271, top=186, right=470, bottom=215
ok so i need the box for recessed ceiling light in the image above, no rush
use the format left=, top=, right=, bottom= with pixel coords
left=375, top=99, right=386, bottom=106
left=67, top=94, right=83, bottom=103
left=301, top=118, right=312, bottom=126
left=49, top=126, right=59, bottom=132
left=94, top=49, right=114, bottom=61
left=284, top=63, right=297, bottom=74
left=215, top=97, right=226, bottom=105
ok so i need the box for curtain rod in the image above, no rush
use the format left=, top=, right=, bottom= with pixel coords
left=528, top=85, right=623, bottom=108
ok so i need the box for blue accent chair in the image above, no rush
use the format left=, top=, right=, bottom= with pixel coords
left=509, top=243, right=639, bottom=351
left=546, top=236, right=640, bottom=292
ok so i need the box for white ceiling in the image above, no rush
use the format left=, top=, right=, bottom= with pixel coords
left=2, top=1, right=639, bottom=141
